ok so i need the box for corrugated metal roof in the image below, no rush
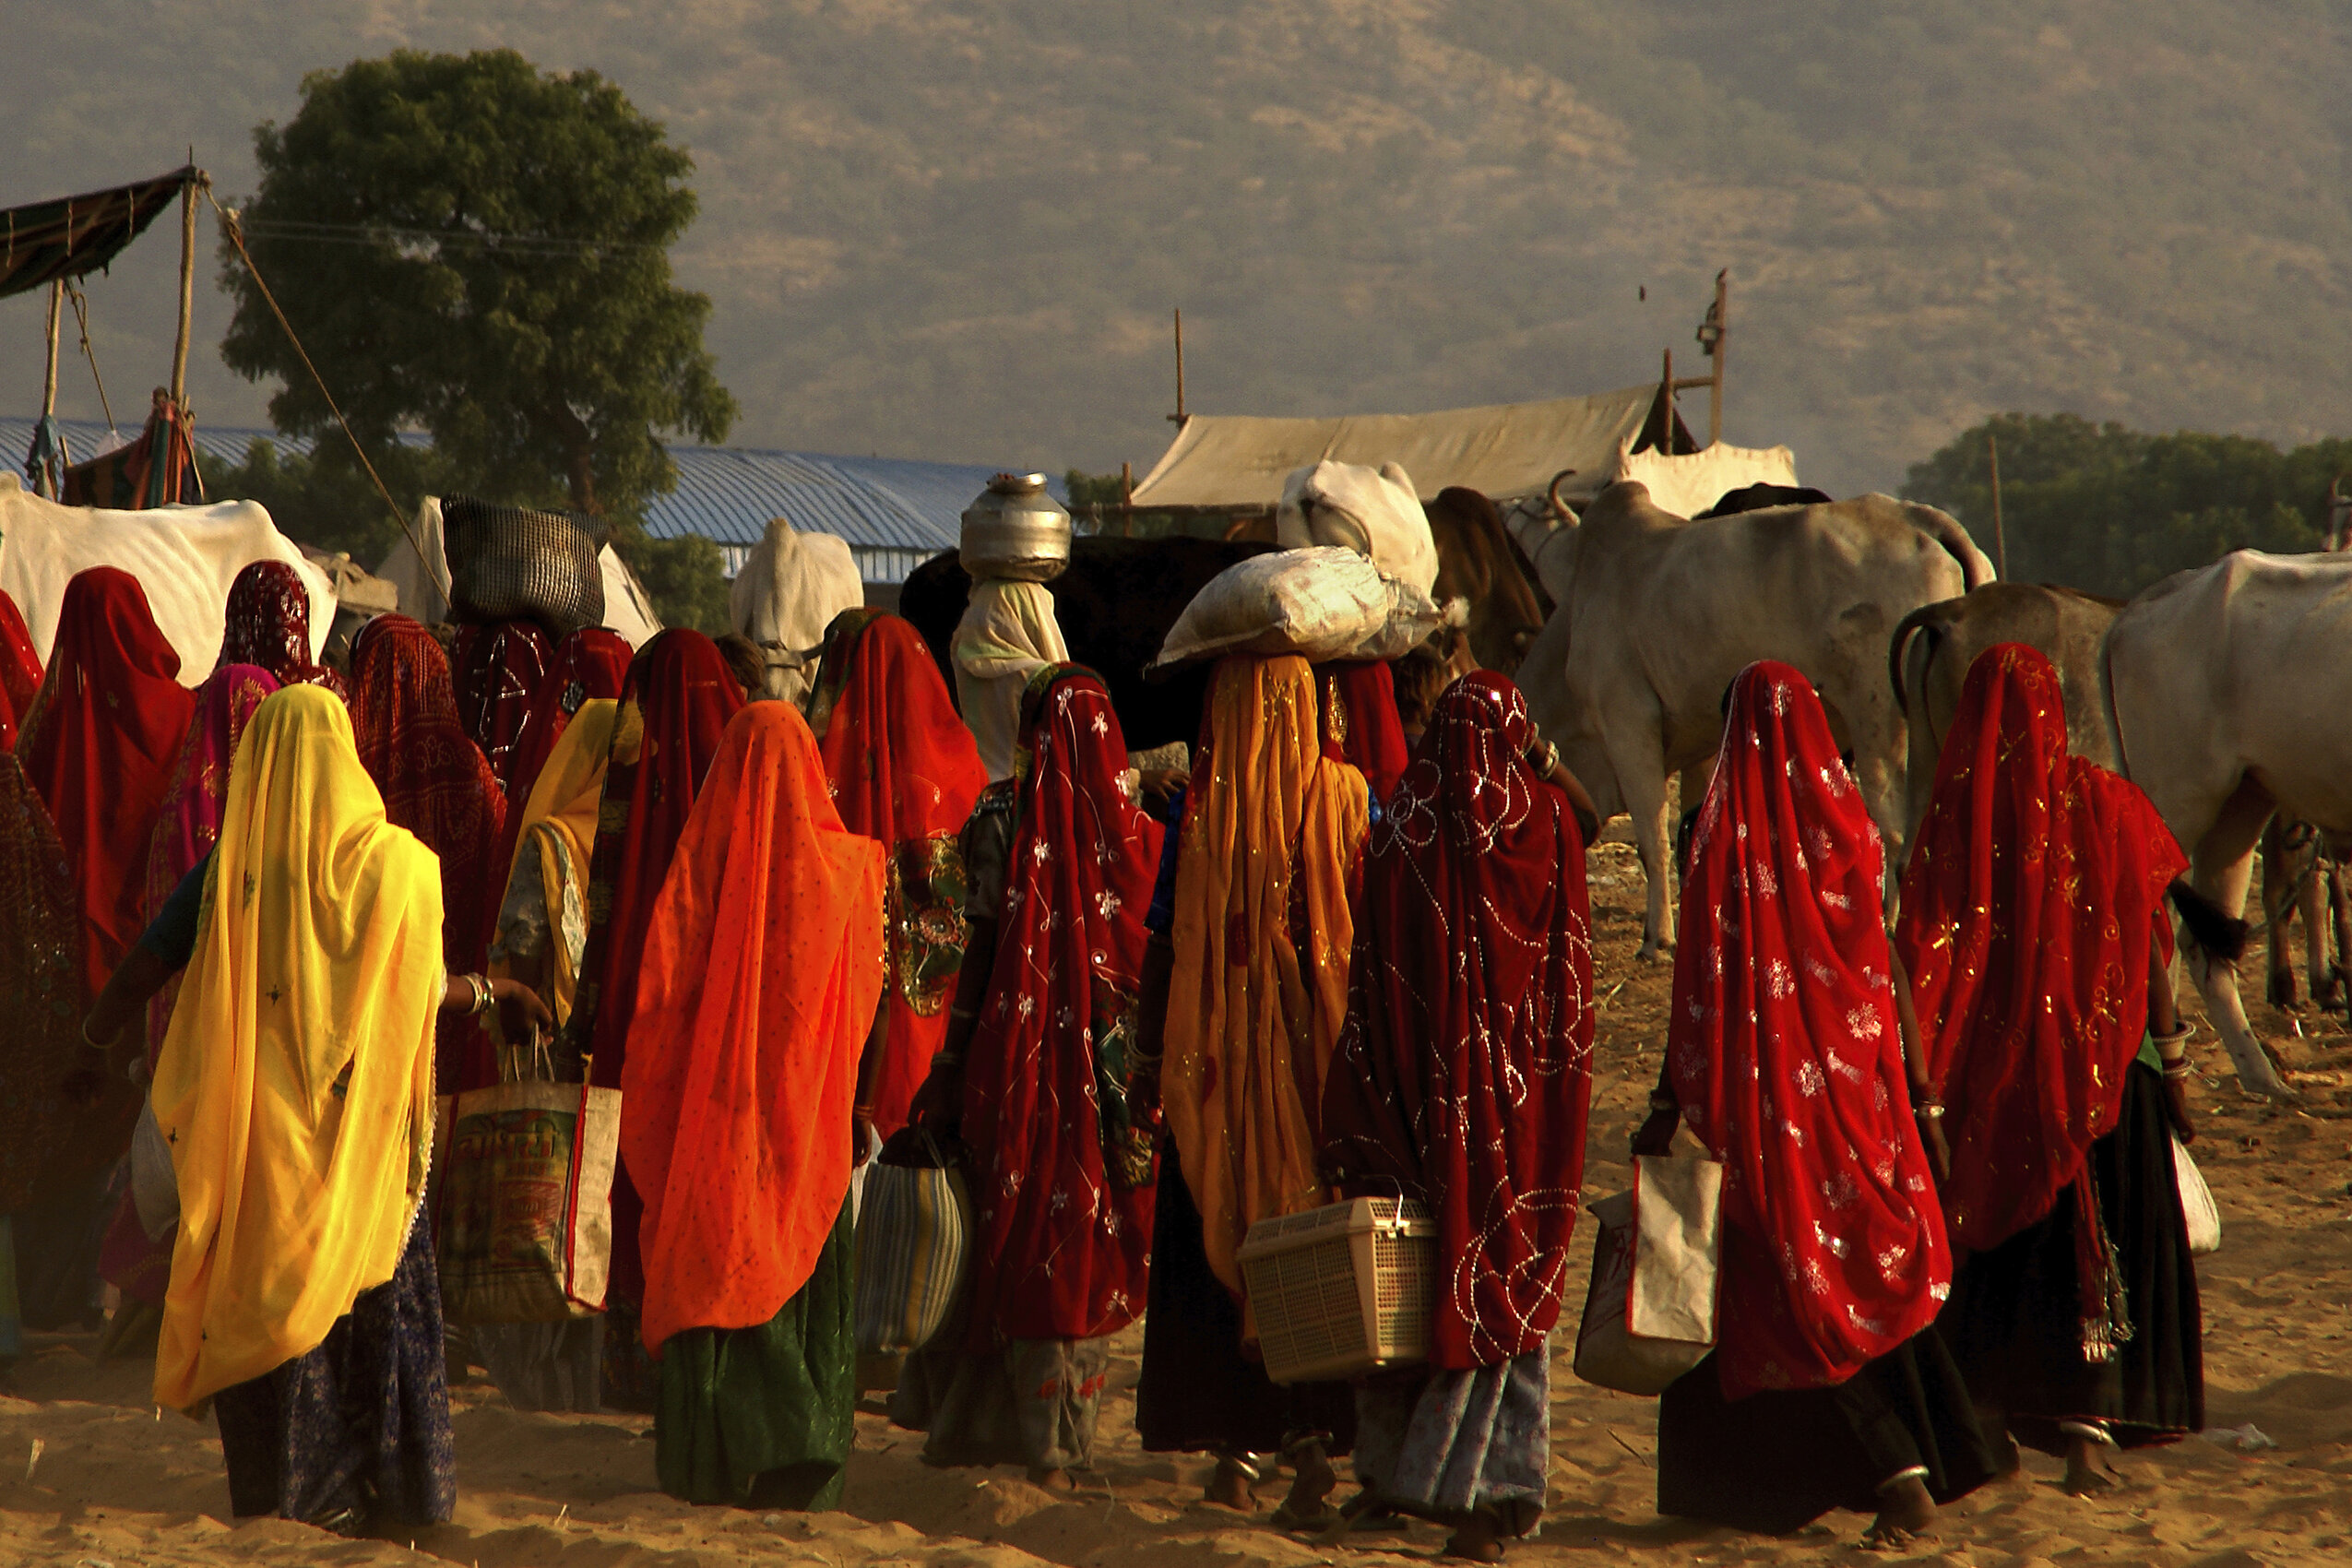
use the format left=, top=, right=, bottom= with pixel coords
left=2, top=416, right=1058, bottom=567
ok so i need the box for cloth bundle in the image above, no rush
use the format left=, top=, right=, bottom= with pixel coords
left=1147, top=546, right=1441, bottom=675
left=1276, top=459, right=1442, bottom=595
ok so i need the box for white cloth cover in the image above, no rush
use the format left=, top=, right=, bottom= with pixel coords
left=1276, top=459, right=1442, bottom=596
left=1148, top=546, right=1443, bottom=675
left=1614, top=441, right=1800, bottom=520
left=2174, top=1134, right=2221, bottom=1255
left=0, top=472, right=334, bottom=683
left=728, top=516, right=864, bottom=704
left=379, top=497, right=662, bottom=648
left=952, top=578, right=1068, bottom=782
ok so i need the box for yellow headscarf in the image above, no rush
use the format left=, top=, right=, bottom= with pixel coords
left=494, top=698, right=618, bottom=1026
left=150, top=685, right=445, bottom=1409
left=1162, top=655, right=1369, bottom=1299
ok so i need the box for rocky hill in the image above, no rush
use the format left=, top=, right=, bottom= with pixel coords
left=6, top=1, right=2347, bottom=495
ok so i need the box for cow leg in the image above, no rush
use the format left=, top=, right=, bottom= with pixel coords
left=2300, top=854, right=2331, bottom=1007
left=1621, top=733, right=1676, bottom=962
left=2327, top=860, right=2352, bottom=1013
left=2185, top=784, right=2296, bottom=1100
left=2262, top=819, right=2300, bottom=1009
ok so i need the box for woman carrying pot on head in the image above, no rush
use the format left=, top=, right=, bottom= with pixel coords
left=1632, top=659, right=2002, bottom=1547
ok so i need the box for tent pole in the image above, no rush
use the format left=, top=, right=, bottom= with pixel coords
left=1989, top=432, right=2007, bottom=578
left=1121, top=460, right=1134, bottom=538
left=170, top=157, right=197, bottom=412
left=42, top=279, right=62, bottom=422
left=1169, top=308, right=1187, bottom=426
left=1709, top=268, right=1727, bottom=447
left=1659, top=348, right=1675, bottom=452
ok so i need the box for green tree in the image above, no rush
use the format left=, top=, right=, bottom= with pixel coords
left=219, top=49, right=735, bottom=522
left=1903, top=413, right=2341, bottom=598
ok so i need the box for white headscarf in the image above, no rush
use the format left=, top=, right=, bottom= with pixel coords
left=951, top=578, right=1069, bottom=781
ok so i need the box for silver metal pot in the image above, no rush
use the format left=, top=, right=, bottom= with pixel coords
left=959, top=472, right=1071, bottom=582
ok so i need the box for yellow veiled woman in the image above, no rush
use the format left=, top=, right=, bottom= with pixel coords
left=476, top=695, right=622, bottom=1413
left=1138, top=653, right=1368, bottom=1515
left=77, top=684, right=551, bottom=1533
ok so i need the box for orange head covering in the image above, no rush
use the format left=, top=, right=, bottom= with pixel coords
left=618, top=702, right=885, bottom=1354
left=1161, top=653, right=1369, bottom=1300
left=807, top=608, right=988, bottom=1134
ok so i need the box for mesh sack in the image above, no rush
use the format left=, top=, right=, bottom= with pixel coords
left=444, top=495, right=608, bottom=636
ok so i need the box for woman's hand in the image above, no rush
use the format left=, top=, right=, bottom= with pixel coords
left=1917, top=1111, right=1952, bottom=1183
left=2164, top=1076, right=2196, bottom=1144
left=1631, top=1107, right=1679, bottom=1158
left=491, top=978, right=553, bottom=1041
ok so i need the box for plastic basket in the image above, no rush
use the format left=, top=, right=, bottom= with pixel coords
left=1237, top=1196, right=1436, bottom=1384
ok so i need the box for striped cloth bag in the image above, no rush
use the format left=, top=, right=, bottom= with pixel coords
left=853, top=1147, right=969, bottom=1356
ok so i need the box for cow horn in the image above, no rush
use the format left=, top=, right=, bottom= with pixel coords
left=1548, top=469, right=1578, bottom=527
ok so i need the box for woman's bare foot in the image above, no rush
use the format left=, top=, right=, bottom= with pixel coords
left=1861, top=1472, right=1936, bottom=1548
left=1271, top=1438, right=1338, bottom=1527
left=1027, top=1465, right=1079, bottom=1492
left=2063, top=1430, right=2121, bottom=1495
left=1443, top=1508, right=1505, bottom=1562
left=1205, top=1454, right=1259, bottom=1511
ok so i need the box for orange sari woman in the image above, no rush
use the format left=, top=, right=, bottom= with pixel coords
left=620, top=703, right=885, bottom=1509
left=1139, top=653, right=1368, bottom=1508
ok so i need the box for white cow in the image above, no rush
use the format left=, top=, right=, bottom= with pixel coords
left=2103, top=550, right=2352, bottom=1099
left=1514, top=481, right=1993, bottom=957
left=1889, top=582, right=2122, bottom=840
left=729, top=517, right=865, bottom=705
left=0, top=472, right=333, bottom=679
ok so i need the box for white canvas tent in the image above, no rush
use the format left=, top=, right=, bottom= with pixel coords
left=1129, top=384, right=1796, bottom=514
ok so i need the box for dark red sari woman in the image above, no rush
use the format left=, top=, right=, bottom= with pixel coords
left=0, top=589, right=43, bottom=750
left=453, top=618, right=554, bottom=796
left=805, top=609, right=988, bottom=1138
left=1320, top=671, right=1594, bottom=1558
left=349, top=616, right=507, bottom=1095
left=558, top=629, right=743, bottom=1397
left=893, top=665, right=1161, bottom=1487
left=18, top=566, right=195, bottom=1004
left=481, top=626, right=635, bottom=937
left=216, top=559, right=348, bottom=698
left=1898, top=644, right=2199, bottom=1491
left=1634, top=660, right=2000, bottom=1544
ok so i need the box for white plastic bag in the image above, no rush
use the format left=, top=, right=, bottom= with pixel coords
left=2172, top=1134, right=2220, bottom=1255
left=1572, top=1155, right=1722, bottom=1396
left=1147, top=546, right=1441, bottom=675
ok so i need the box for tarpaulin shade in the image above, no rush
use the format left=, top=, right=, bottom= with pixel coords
left=0, top=167, right=194, bottom=301
left=1130, top=384, right=1686, bottom=508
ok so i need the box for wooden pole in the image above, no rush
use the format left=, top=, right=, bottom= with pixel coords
left=1168, top=307, right=1187, bottom=425
left=42, top=279, right=62, bottom=420
left=1708, top=268, right=1728, bottom=447
left=1659, top=348, right=1675, bottom=452
left=170, top=158, right=197, bottom=411
left=1989, top=432, right=2008, bottom=578
left=1121, top=459, right=1134, bottom=538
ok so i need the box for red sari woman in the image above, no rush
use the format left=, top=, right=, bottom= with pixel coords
left=18, top=566, right=196, bottom=1004
left=1320, top=671, right=1595, bottom=1559
left=1634, top=659, right=2000, bottom=1544
left=453, top=618, right=554, bottom=796
left=806, top=609, right=987, bottom=1137
left=0, top=589, right=43, bottom=749
left=216, top=560, right=347, bottom=698
left=349, top=616, right=507, bottom=1095
left=559, top=630, right=742, bottom=1402
left=895, top=665, right=1162, bottom=1486
left=481, top=626, right=634, bottom=943
left=1899, top=644, right=2198, bottom=1491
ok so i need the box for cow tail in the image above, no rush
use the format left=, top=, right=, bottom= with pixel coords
left=1912, top=506, right=1996, bottom=588
left=1887, top=601, right=1948, bottom=715
left=2169, top=877, right=2250, bottom=964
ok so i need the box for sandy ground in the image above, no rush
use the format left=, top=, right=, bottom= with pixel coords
left=7, top=835, right=2352, bottom=1567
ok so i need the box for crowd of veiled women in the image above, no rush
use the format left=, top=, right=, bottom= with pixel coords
left=0, top=561, right=2207, bottom=1558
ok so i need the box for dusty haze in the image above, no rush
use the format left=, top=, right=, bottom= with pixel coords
left=5, top=1, right=2346, bottom=496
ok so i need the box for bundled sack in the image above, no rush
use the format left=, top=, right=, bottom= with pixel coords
left=1277, top=459, right=1442, bottom=596
left=855, top=1131, right=971, bottom=1357
left=1573, top=1154, right=1722, bottom=1396
left=434, top=1076, right=624, bottom=1323
left=1147, top=546, right=1443, bottom=676
left=444, top=495, right=607, bottom=637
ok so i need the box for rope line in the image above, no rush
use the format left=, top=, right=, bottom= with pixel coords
left=208, top=190, right=437, bottom=581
